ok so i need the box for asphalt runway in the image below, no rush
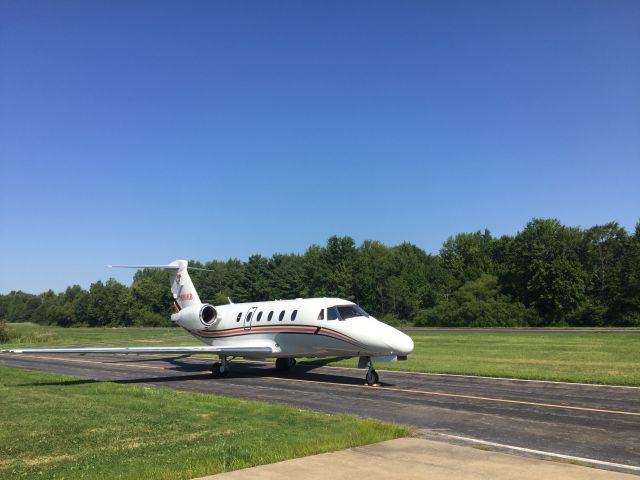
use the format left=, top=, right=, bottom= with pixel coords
left=1, top=354, right=639, bottom=473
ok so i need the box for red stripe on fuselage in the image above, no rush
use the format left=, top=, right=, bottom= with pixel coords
left=194, top=325, right=362, bottom=348
left=198, top=326, right=317, bottom=337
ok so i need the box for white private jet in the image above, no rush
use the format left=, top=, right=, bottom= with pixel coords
left=0, top=260, right=414, bottom=385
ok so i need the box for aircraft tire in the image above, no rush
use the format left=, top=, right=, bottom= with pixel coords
left=211, top=362, right=222, bottom=377
left=366, top=368, right=379, bottom=386
left=275, top=358, right=290, bottom=371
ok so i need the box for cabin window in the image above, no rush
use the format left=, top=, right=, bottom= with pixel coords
left=267, top=311, right=274, bottom=321
left=317, top=309, right=324, bottom=320
left=336, top=304, right=369, bottom=320
left=236, top=312, right=242, bottom=322
left=291, top=310, right=298, bottom=321
left=256, top=311, right=263, bottom=322
left=327, top=306, right=339, bottom=320
left=246, top=311, right=253, bottom=322
left=279, top=310, right=285, bottom=321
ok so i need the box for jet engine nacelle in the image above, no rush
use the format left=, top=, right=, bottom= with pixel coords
left=172, top=303, right=218, bottom=331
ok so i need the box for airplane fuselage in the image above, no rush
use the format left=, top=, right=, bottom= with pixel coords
left=182, top=297, right=414, bottom=360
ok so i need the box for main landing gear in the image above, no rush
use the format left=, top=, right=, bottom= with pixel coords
left=359, top=356, right=380, bottom=386
left=211, top=356, right=230, bottom=378
left=275, top=357, right=297, bottom=372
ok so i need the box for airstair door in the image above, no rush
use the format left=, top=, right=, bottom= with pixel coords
left=244, top=307, right=257, bottom=330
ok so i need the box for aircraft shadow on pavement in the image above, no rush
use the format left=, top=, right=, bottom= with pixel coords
left=108, top=355, right=352, bottom=372
left=109, top=367, right=388, bottom=387
left=107, top=355, right=211, bottom=371
left=17, top=356, right=393, bottom=387
left=18, top=366, right=391, bottom=388
left=104, top=355, right=383, bottom=386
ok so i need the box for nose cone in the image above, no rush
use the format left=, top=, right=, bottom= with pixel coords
left=385, top=326, right=414, bottom=356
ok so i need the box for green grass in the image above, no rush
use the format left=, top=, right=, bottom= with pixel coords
left=0, top=367, right=408, bottom=480
left=1, top=323, right=183, bottom=347
left=301, top=333, right=640, bottom=386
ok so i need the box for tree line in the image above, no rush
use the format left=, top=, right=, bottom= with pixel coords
left=1, top=218, right=639, bottom=328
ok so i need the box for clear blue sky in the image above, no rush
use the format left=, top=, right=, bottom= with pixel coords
left=1, top=1, right=639, bottom=293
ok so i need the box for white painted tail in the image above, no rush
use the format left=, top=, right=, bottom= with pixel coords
left=167, top=260, right=202, bottom=309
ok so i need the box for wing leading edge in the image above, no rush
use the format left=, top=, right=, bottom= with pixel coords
left=0, top=346, right=273, bottom=356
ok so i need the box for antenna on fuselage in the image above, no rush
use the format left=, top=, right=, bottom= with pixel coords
left=228, top=297, right=234, bottom=304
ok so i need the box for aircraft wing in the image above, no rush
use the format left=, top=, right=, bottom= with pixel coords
left=0, top=346, right=273, bottom=356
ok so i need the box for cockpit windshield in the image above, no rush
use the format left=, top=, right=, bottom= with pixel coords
left=335, top=304, right=369, bottom=320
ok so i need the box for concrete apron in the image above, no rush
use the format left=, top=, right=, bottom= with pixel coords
left=195, top=437, right=638, bottom=480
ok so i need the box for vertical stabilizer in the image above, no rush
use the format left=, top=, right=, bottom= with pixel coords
left=167, top=260, right=202, bottom=309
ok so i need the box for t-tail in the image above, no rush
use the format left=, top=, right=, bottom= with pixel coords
left=108, top=260, right=218, bottom=331
left=167, top=260, right=201, bottom=310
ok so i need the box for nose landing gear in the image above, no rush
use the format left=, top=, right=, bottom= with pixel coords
left=359, top=356, right=380, bottom=386
left=365, top=366, right=379, bottom=386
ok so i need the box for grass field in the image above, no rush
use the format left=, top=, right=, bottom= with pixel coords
left=2, top=324, right=639, bottom=386
left=1, top=323, right=181, bottom=347
left=0, top=367, right=408, bottom=480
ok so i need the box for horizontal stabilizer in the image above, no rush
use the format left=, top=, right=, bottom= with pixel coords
left=107, top=264, right=181, bottom=271
left=0, top=346, right=273, bottom=356
left=107, top=263, right=217, bottom=273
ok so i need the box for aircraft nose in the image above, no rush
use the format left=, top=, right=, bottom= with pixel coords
left=385, top=327, right=414, bottom=356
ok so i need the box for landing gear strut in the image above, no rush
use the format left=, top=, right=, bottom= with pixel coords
left=365, top=365, right=379, bottom=386
left=211, top=356, right=230, bottom=378
left=275, top=357, right=296, bottom=372
left=359, top=356, right=379, bottom=386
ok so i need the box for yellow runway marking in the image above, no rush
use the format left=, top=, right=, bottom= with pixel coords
left=11, top=355, right=640, bottom=417
left=265, top=376, right=640, bottom=417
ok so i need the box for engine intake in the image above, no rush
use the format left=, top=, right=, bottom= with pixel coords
left=172, top=303, right=218, bottom=331
left=200, top=304, right=216, bottom=324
